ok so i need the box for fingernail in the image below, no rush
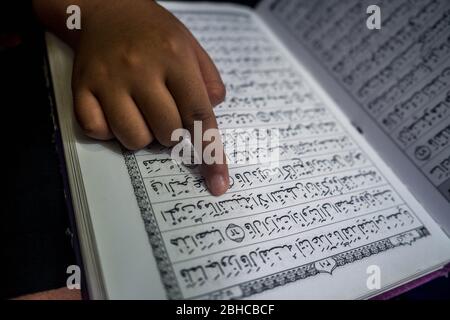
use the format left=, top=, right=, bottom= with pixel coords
left=207, top=174, right=229, bottom=196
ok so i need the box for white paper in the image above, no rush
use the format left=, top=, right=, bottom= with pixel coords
left=257, top=0, right=450, bottom=233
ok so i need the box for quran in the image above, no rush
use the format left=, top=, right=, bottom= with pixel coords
left=45, top=1, right=450, bottom=299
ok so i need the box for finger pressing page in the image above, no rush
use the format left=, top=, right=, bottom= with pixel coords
left=132, top=81, right=183, bottom=147
left=166, top=60, right=230, bottom=196
left=73, top=89, right=114, bottom=140
left=96, top=88, right=154, bottom=150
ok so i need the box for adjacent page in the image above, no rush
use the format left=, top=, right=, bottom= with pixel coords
left=46, top=2, right=450, bottom=299
left=257, top=0, right=450, bottom=232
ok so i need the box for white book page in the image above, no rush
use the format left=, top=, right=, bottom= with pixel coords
left=46, top=1, right=450, bottom=300
left=257, top=0, right=450, bottom=233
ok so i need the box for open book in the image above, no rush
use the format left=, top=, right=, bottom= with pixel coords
left=45, top=0, right=450, bottom=299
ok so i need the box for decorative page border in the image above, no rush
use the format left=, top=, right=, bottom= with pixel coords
left=123, top=151, right=182, bottom=299
left=238, top=227, right=429, bottom=298
left=123, top=150, right=430, bottom=300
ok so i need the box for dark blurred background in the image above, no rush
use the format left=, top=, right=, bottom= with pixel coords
left=1, top=0, right=448, bottom=299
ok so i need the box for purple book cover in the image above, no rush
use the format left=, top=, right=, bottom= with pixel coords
left=372, top=263, right=450, bottom=300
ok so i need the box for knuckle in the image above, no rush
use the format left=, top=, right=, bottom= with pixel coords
left=119, top=50, right=143, bottom=70
left=78, top=62, right=109, bottom=82
left=159, top=136, right=178, bottom=148
left=208, top=82, right=226, bottom=105
left=123, top=132, right=153, bottom=151
left=184, top=108, right=215, bottom=125
left=91, top=61, right=109, bottom=78
left=158, top=128, right=181, bottom=147
left=78, top=118, right=109, bottom=140
left=161, top=33, right=190, bottom=58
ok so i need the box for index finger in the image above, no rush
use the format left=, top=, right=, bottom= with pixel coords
left=167, top=57, right=230, bottom=196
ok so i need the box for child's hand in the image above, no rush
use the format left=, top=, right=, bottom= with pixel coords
left=33, top=0, right=229, bottom=196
